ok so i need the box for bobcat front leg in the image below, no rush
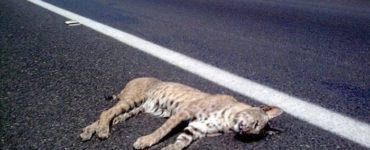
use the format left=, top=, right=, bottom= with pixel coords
left=161, top=121, right=221, bottom=150
left=133, top=111, right=193, bottom=149
left=161, top=132, right=198, bottom=150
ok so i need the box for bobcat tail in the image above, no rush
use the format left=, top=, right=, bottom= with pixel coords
left=104, top=94, right=118, bottom=101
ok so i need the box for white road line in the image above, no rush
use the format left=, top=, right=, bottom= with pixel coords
left=28, top=0, right=370, bottom=148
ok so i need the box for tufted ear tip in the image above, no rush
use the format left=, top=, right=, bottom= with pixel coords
left=260, top=105, right=283, bottom=119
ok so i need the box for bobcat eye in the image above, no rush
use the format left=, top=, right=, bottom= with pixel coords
left=254, top=121, right=259, bottom=129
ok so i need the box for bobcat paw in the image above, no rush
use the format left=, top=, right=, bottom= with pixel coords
left=96, top=125, right=110, bottom=139
left=80, top=130, right=93, bottom=141
left=112, top=115, right=124, bottom=125
left=133, top=135, right=154, bottom=149
left=80, top=122, right=98, bottom=141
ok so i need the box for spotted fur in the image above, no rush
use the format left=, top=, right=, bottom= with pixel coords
left=80, top=77, right=283, bottom=150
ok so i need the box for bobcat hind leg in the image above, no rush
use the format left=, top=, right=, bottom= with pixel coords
left=80, top=77, right=160, bottom=141
left=80, top=121, right=99, bottom=141
left=112, top=107, right=144, bottom=125
left=80, top=106, right=144, bottom=141
left=80, top=100, right=137, bottom=141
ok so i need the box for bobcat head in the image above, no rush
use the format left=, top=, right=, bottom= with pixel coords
left=232, top=106, right=283, bottom=135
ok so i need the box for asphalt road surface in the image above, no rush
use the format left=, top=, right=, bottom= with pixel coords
left=1, top=0, right=369, bottom=149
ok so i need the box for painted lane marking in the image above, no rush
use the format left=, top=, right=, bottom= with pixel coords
left=28, top=0, right=370, bottom=148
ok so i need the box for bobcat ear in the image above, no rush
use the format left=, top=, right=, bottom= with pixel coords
left=260, top=105, right=283, bottom=119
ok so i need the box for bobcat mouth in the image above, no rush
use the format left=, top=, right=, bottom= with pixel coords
left=238, top=122, right=251, bottom=135
left=239, top=129, right=252, bottom=135
left=239, top=131, right=247, bottom=135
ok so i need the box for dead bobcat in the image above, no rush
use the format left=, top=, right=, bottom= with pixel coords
left=80, top=77, right=283, bottom=150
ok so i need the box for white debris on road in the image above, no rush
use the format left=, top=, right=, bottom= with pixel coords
left=64, top=20, right=80, bottom=26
